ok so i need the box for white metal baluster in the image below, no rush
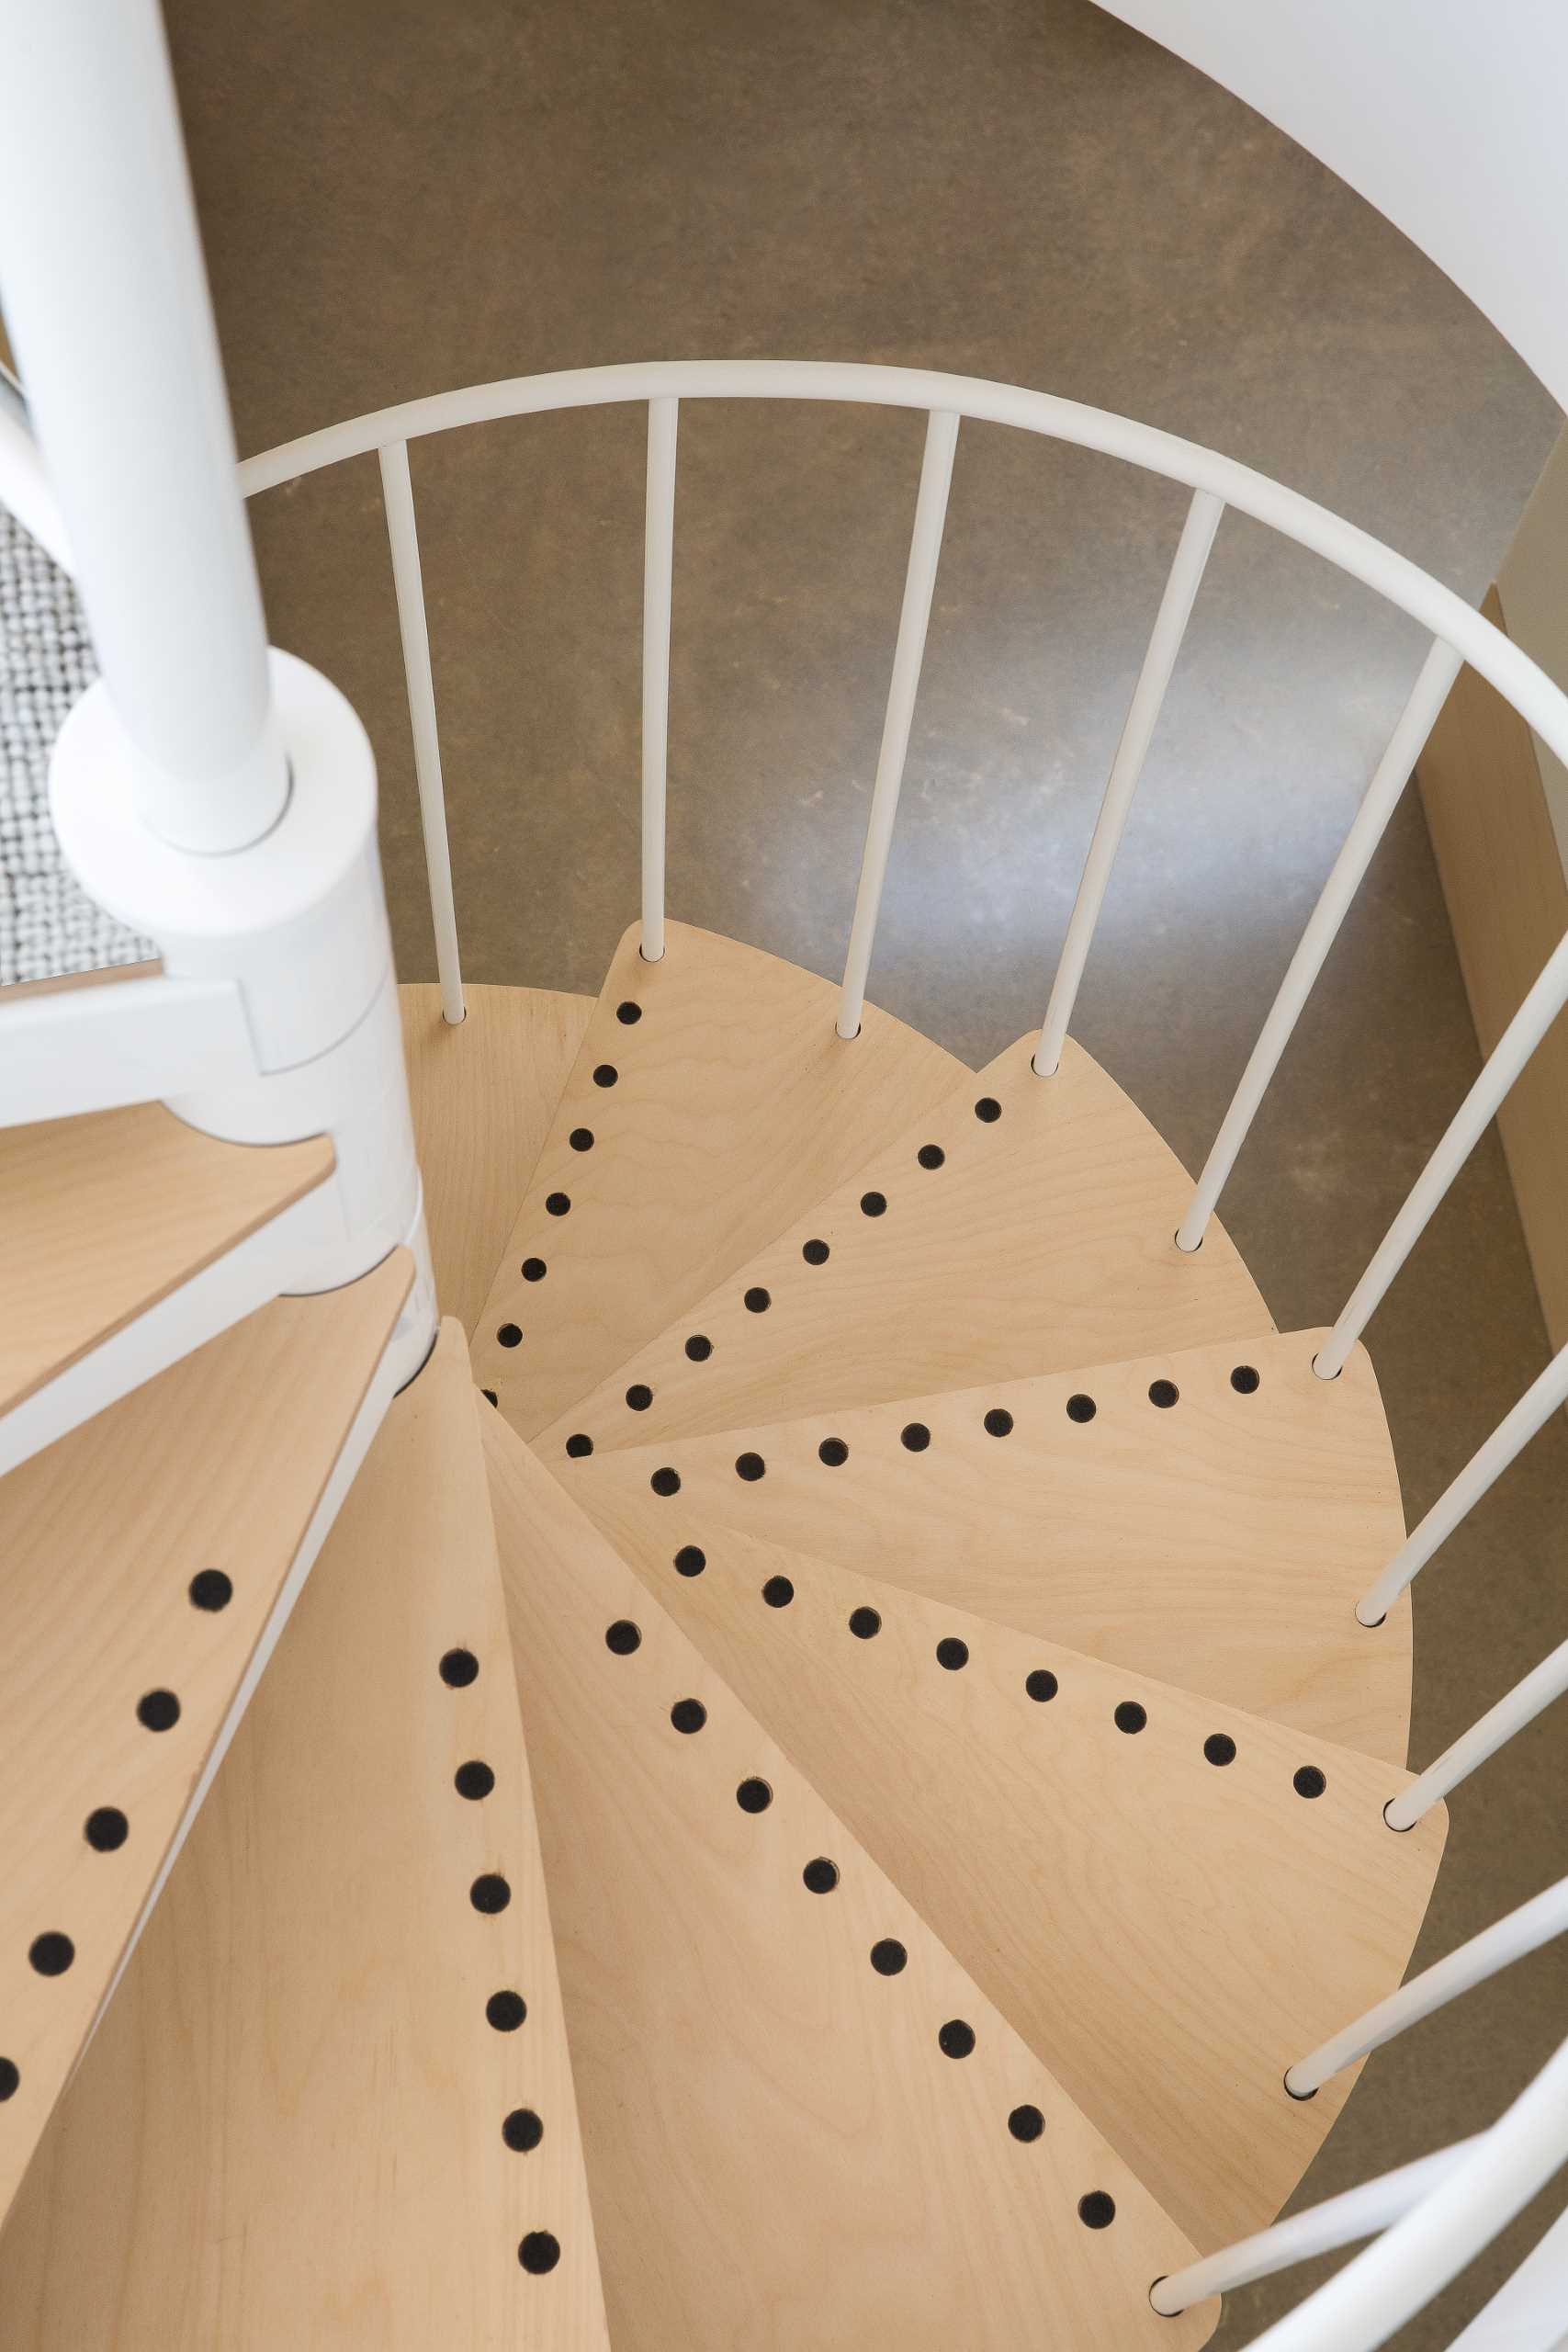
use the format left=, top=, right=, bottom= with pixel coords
left=1316, top=925, right=1568, bottom=1377
left=1150, top=2135, right=1483, bottom=2315
left=379, top=438, right=465, bottom=1025
left=1176, top=638, right=1462, bottom=1251
left=1287, top=1871, right=1568, bottom=2098
left=1357, top=1337, right=1568, bottom=1623
left=641, top=395, right=678, bottom=963
left=1033, top=489, right=1224, bottom=1075
left=1386, top=1629, right=1568, bottom=1830
left=837, top=408, right=959, bottom=1040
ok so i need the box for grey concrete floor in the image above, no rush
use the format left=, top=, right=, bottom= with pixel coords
left=169, top=1, right=1566, bottom=2339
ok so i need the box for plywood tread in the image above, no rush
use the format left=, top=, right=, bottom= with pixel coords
left=400, top=980, right=594, bottom=1335
left=481, top=1412, right=1217, bottom=2350
left=563, top=1328, right=1412, bottom=1764
left=0, top=1249, right=412, bottom=2227
left=0, top=1102, right=335, bottom=1419
left=537, top=1031, right=1274, bottom=1457
left=592, top=1514, right=1445, bottom=2251
left=472, top=922, right=964, bottom=1437
left=0, top=1323, right=610, bottom=2349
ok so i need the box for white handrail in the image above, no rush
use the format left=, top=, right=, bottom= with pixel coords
left=1287, top=1872, right=1568, bottom=2098
left=378, top=440, right=465, bottom=1024
left=641, top=396, right=678, bottom=964
left=1033, top=487, right=1223, bottom=1076
left=837, top=408, right=958, bottom=1040
left=1151, top=2134, right=1483, bottom=2314
left=1386, top=1629, right=1568, bottom=1831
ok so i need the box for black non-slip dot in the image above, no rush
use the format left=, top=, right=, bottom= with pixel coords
left=900, top=1422, right=931, bottom=1453
left=1231, top=1363, right=1261, bottom=1394
left=671, top=1698, right=707, bottom=1735
left=974, top=1096, right=1002, bottom=1123
left=137, top=1689, right=180, bottom=1732
left=849, top=1606, right=882, bottom=1640
left=744, top=1286, right=772, bottom=1314
left=1009, top=2104, right=1044, bottom=2143
left=497, top=1323, right=523, bottom=1349
left=482, top=1389, right=499, bottom=1407
left=28, top=1933, right=73, bottom=1978
left=1294, top=1765, right=1327, bottom=1800
left=802, top=1238, right=830, bottom=1266
left=762, top=1576, right=795, bottom=1609
left=486, top=1990, right=527, bottom=2032
left=1113, top=1701, right=1147, bottom=1735
left=870, top=1939, right=908, bottom=1976
left=0, top=2060, right=17, bottom=2101
left=188, top=1568, right=232, bottom=1611
left=456, top=1760, right=496, bottom=1801
left=85, top=1807, right=129, bottom=1852
left=674, top=1544, right=706, bottom=1577
left=1204, top=1734, right=1237, bottom=1768
left=605, top=1620, right=642, bottom=1656
left=1025, top=1668, right=1058, bottom=1703
left=802, top=1857, right=840, bottom=1894
left=504, top=2108, right=545, bottom=2153
left=1148, top=1379, right=1179, bottom=1409
left=735, top=1452, right=766, bottom=1482
left=684, top=1334, right=713, bottom=1362
left=1078, top=2192, right=1116, bottom=2230
left=917, top=1144, right=945, bottom=1170
left=1066, top=1393, right=1096, bottom=1424
left=592, top=1063, right=618, bottom=1088
left=519, top=2232, right=561, bottom=2275
left=818, top=1437, right=849, bottom=1467
left=440, top=1647, right=479, bottom=1689
left=936, top=1637, right=969, bottom=1671
left=650, top=1467, right=682, bottom=1497
left=938, top=2018, right=976, bottom=2059
left=471, top=1873, right=512, bottom=1915
left=861, top=1191, right=887, bottom=1217
left=626, top=1383, right=653, bottom=1411
left=615, top=1001, right=643, bottom=1024
left=565, top=1433, right=594, bottom=1459
left=984, top=1408, right=1013, bottom=1437
left=736, top=1777, right=773, bottom=1815
left=569, top=1127, right=594, bottom=1152
left=522, top=1258, right=547, bottom=1283
left=545, top=1193, right=571, bottom=1217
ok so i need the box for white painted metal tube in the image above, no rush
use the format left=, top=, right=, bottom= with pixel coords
left=838, top=409, right=959, bottom=1038
left=1318, top=924, right=1568, bottom=1377
left=1151, top=2135, right=1483, bottom=2314
left=1033, top=489, right=1223, bottom=1075
left=1386, top=1630, right=1568, bottom=1831
left=379, top=441, right=465, bottom=1024
left=0, top=0, right=285, bottom=853
left=1176, top=638, right=1462, bottom=1251
left=1287, top=1873, right=1568, bottom=2098
left=1357, top=1337, right=1568, bottom=1623
left=641, top=397, right=678, bottom=963
left=1236, top=2035, right=1568, bottom=2352
left=0, top=375, right=71, bottom=572
left=1447, top=2196, right=1568, bottom=2350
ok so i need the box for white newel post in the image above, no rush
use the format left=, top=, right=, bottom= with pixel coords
left=0, top=0, right=434, bottom=1379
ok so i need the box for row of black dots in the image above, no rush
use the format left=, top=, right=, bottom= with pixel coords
left=439, top=1643, right=560, bottom=2279
left=0, top=1566, right=234, bottom=2107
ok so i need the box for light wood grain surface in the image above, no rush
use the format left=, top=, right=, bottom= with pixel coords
left=0, top=1322, right=609, bottom=2350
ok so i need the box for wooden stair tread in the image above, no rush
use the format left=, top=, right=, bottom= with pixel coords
left=480, top=1412, right=1218, bottom=2351
left=593, top=1515, right=1445, bottom=2252
left=563, top=1329, right=1412, bottom=1764
left=401, top=980, right=593, bottom=1334
left=0, top=1247, right=412, bottom=2227
left=471, top=922, right=964, bottom=1437
left=0, top=1101, right=335, bottom=1418
left=0, top=1323, right=610, bottom=2349
left=538, top=1033, right=1273, bottom=1457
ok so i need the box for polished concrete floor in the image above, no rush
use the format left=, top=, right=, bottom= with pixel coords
left=169, top=2, right=1566, bottom=2338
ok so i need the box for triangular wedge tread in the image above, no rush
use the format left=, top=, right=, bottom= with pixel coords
left=541, top=1032, right=1272, bottom=1454
left=0, top=1323, right=610, bottom=2350
left=401, top=980, right=593, bottom=1334
left=590, top=1515, right=1446, bottom=2252
left=0, top=1102, right=335, bottom=1417
left=0, top=1248, right=412, bottom=2227
left=472, top=922, right=964, bottom=1436
left=564, top=1328, right=1412, bottom=1763
left=482, top=1412, right=1218, bottom=2350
